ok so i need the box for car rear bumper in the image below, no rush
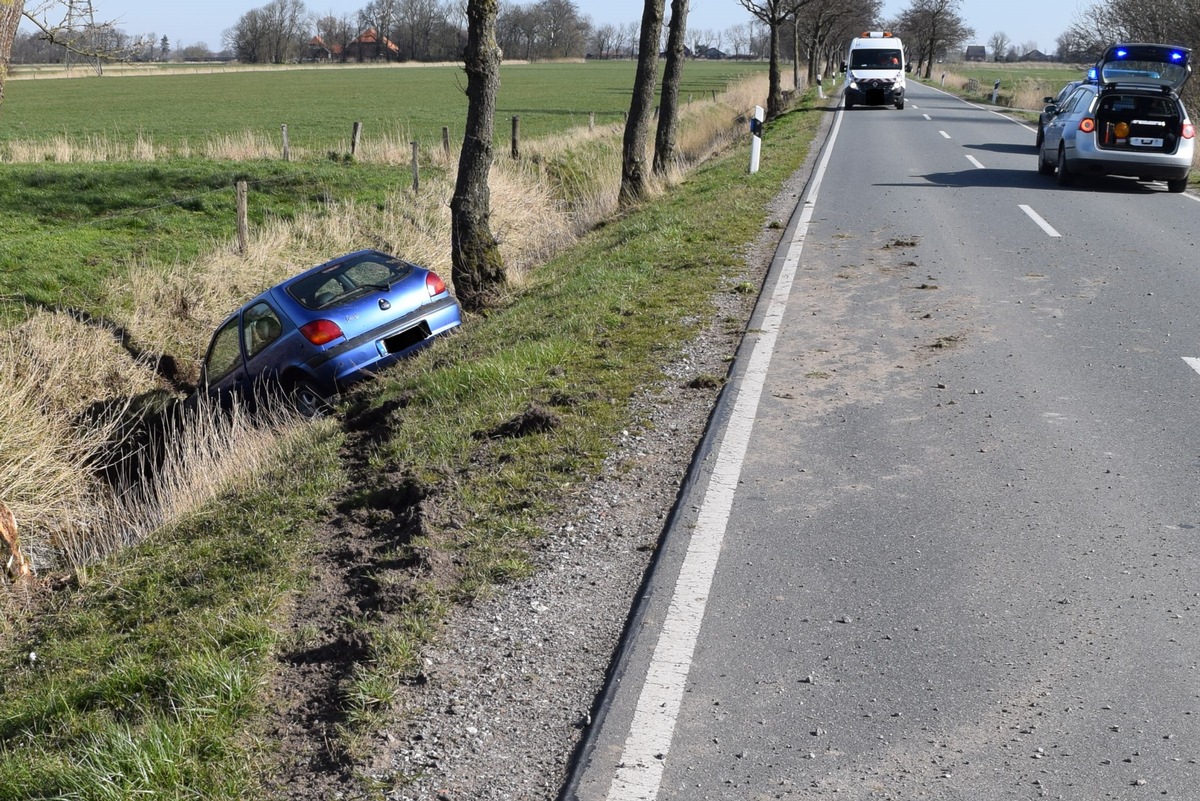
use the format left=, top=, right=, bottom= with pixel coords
left=1068, top=139, right=1194, bottom=180
left=306, top=295, right=463, bottom=393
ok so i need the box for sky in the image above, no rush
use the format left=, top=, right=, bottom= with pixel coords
left=52, top=0, right=1084, bottom=55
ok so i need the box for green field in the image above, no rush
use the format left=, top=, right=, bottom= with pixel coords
left=1, top=60, right=768, bottom=152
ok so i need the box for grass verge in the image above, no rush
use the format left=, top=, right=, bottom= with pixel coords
left=0, top=90, right=831, bottom=797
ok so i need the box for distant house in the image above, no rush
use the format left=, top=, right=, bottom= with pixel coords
left=699, top=47, right=728, bottom=60
left=346, top=28, right=400, bottom=61
left=965, top=45, right=987, bottom=62
left=1022, top=49, right=1051, bottom=62
left=306, top=36, right=337, bottom=62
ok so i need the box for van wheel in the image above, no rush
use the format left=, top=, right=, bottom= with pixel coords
left=895, top=99, right=905, bottom=109
left=845, top=99, right=854, bottom=110
left=1167, top=177, right=1189, bottom=193
left=1055, top=147, right=1074, bottom=186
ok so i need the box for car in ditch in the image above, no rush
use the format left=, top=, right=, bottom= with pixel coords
left=200, top=249, right=462, bottom=415
left=1037, top=43, right=1194, bottom=192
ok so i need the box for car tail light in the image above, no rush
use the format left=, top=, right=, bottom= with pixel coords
left=299, top=319, right=344, bottom=345
left=1079, top=117, right=1096, bottom=134
left=426, top=272, right=447, bottom=297
left=1184, top=123, right=1195, bottom=140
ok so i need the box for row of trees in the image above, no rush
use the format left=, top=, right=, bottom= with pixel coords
left=228, top=0, right=786, bottom=65
left=1058, top=0, right=1200, bottom=62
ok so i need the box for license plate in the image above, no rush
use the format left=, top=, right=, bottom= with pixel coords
left=1131, top=137, right=1163, bottom=147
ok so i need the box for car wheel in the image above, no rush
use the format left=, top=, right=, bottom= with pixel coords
left=287, top=379, right=331, bottom=419
left=895, top=99, right=905, bottom=110
left=845, top=100, right=854, bottom=110
left=1035, top=127, right=1044, bottom=149
left=1055, top=147, right=1074, bottom=186
left=1037, top=147, right=1055, bottom=176
left=1167, top=177, right=1189, bottom=193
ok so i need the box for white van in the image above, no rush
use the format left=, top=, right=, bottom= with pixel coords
left=841, top=31, right=907, bottom=110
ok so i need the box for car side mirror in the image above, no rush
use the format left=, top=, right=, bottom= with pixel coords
left=1043, top=104, right=1057, bottom=116
left=1043, top=96, right=1054, bottom=103
left=839, top=61, right=847, bottom=73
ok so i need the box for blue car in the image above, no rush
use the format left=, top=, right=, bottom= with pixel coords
left=200, top=249, right=462, bottom=415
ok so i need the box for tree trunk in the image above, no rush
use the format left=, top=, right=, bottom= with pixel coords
left=652, top=0, right=688, bottom=176
left=0, top=0, right=22, bottom=115
left=791, top=15, right=800, bottom=91
left=765, top=19, right=783, bottom=120
left=619, top=0, right=665, bottom=206
left=451, top=0, right=506, bottom=313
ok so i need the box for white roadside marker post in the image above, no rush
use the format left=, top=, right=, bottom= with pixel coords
left=749, top=105, right=764, bottom=174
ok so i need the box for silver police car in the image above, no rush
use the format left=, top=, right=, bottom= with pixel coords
left=1038, top=43, right=1194, bottom=193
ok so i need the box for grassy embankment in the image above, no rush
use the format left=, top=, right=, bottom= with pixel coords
left=0, top=62, right=832, bottom=796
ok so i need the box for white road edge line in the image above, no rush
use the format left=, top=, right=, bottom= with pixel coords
left=1019, top=204, right=1061, bottom=237
left=603, top=74, right=840, bottom=801
left=966, top=155, right=985, bottom=169
left=1183, top=357, right=1200, bottom=376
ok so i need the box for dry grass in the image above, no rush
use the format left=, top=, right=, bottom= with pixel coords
left=2, top=73, right=769, bottom=589
left=0, top=309, right=307, bottom=586
left=61, top=396, right=311, bottom=568
left=1, top=134, right=163, bottom=163
left=0, top=332, right=120, bottom=574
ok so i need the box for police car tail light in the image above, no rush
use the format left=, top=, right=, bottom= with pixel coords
left=1079, top=118, right=1096, bottom=134
left=1184, top=123, right=1195, bottom=140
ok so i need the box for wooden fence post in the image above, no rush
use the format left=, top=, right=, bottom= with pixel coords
left=236, top=180, right=248, bottom=256
left=511, top=115, right=520, bottom=159
left=411, top=142, right=420, bottom=191
left=281, top=123, right=290, bottom=161
left=589, top=111, right=595, bottom=131
left=442, top=126, right=450, bottom=157
left=350, top=121, right=362, bottom=157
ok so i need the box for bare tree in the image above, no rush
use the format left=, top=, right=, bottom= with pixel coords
left=896, top=0, right=973, bottom=79
left=794, top=0, right=876, bottom=88
left=225, top=0, right=312, bottom=63
left=619, top=20, right=639, bottom=55
left=619, top=0, right=664, bottom=205
left=2, top=2, right=147, bottom=113
left=653, top=0, right=687, bottom=176
left=590, top=22, right=617, bottom=58
left=0, top=1, right=20, bottom=111
left=986, top=30, right=1009, bottom=62
left=451, top=0, right=505, bottom=312
left=739, top=0, right=814, bottom=118
left=726, top=23, right=747, bottom=56
left=315, top=13, right=354, bottom=61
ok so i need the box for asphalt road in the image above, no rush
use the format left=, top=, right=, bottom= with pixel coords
left=570, top=80, right=1200, bottom=800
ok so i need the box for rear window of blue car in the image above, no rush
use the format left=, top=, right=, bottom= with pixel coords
left=289, top=253, right=415, bottom=310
